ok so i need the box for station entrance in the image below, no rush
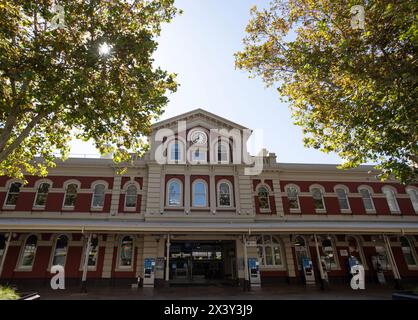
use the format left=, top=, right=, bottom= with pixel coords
left=169, top=240, right=237, bottom=285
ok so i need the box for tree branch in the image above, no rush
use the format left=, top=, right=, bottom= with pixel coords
left=0, top=109, right=47, bottom=163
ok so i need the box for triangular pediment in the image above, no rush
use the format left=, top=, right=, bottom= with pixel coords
left=151, top=108, right=250, bottom=132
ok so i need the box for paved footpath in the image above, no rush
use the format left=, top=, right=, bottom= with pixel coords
left=17, top=283, right=396, bottom=300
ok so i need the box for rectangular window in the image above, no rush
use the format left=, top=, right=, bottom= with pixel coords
left=286, top=187, right=299, bottom=209
left=5, top=182, right=22, bottom=206
left=336, top=189, right=350, bottom=210
left=34, top=183, right=50, bottom=207
left=312, top=188, right=325, bottom=210
left=360, top=189, right=374, bottom=211
left=192, top=149, right=206, bottom=162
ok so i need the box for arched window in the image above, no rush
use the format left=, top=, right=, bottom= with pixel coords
left=167, top=179, right=182, bottom=206
left=217, top=181, right=232, bottom=207
left=125, top=185, right=138, bottom=208
left=34, top=182, right=50, bottom=207
left=169, top=141, right=182, bottom=161
left=52, top=235, right=69, bottom=266
left=347, top=236, right=363, bottom=265
left=335, top=186, right=350, bottom=211
left=5, top=182, right=22, bottom=206
left=406, top=187, right=418, bottom=213
left=258, top=186, right=270, bottom=210
left=359, top=187, right=375, bottom=212
left=19, top=235, right=37, bottom=268
left=256, top=235, right=283, bottom=266
left=63, top=183, right=78, bottom=207
left=294, top=236, right=309, bottom=269
left=400, top=237, right=417, bottom=266
left=92, top=184, right=105, bottom=208
left=311, top=187, right=325, bottom=210
left=119, top=236, right=134, bottom=267
left=217, top=142, right=229, bottom=163
left=286, top=186, right=300, bottom=210
left=382, top=186, right=400, bottom=213
left=321, top=238, right=337, bottom=269
left=192, top=180, right=207, bottom=207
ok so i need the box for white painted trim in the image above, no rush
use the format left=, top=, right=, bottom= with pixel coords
left=115, top=235, right=135, bottom=271
left=3, top=179, right=23, bottom=209
left=191, top=179, right=209, bottom=208
left=15, top=234, right=39, bottom=271
left=216, top=179, right=234, bottom=208
left=47, top=234, right=71, bottom=271
left=382, top=185, right=401, bottom=214
left=166, top=178, right=183, bottom=207
left=284, top=184, right=301, bottom=211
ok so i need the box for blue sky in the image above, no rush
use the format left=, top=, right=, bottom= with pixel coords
left=71, top=0, right=346, bottom=164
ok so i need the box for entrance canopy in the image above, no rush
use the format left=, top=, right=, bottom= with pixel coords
left=0, top=218, right=417, bottom=234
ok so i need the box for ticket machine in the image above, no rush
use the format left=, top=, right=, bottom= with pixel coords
left=302, top=257, right=316, bottom=285
left=143, top=258, right=155, bottom=287
left=248, top=258, right=261, bottom=287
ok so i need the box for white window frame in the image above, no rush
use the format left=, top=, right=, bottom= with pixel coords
left=256, top=235, right=284, bottom=268
left=346, top=235, right=368, bottom=270
left=334, top=185, right=351, bottom=213
left=190, top=146, right=207, bottom=164
left=293, top=235, right=310, bottom=270
left=285, top=184, right=301, bottom=213
left=320, top=236, right=340, bottom=270
left=48, top=234, right=70, bottom=270
left=168, top=140, right=184, bottom=163
left=257, top=185, right=271, bottom=213
left=79, top=235, right=100, bottom=271
left=192, top=179, right=208, bottom=208
left=216, top=141, right=230, bottom=164
left=62, top=180, right=81, bottom=210
left=33, top=179, right=52, bottom=209
left=3, top=179, right=23, bottom=209
left=17, top=234, right=38, bottom=271
left=91, top=181, right=108, bottom=210
left=217, top=180, right=234, bottom=208
left=399, top=236, right=418, bottom=269
left=124, top=183, right=139, bottom=211
left=166, top=178, right=183, bottom=207
left=310, top=184, right=326, bottom=213
left=382, top=186, right=400, bottom=214
left=405, top=186, right=418, bottom=214
left=358, top=185, right=376, bottom=213
left=116, top=235, right=135, bottom=270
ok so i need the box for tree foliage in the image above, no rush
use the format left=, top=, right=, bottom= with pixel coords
left=235, top=0, right=417, bottom=183
left=0, top=0, right=179, bottom=179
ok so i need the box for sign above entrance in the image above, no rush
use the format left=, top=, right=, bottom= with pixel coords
left=246, top=241, right=257, bottom=247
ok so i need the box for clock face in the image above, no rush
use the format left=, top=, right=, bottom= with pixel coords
left=191, top=131, right=207, bottom=145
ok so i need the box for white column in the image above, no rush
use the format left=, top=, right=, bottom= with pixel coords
left=314, top=235, right=325, bottom=281
left=184, top=166, right=191, bottom=213
left=165, top=234, right=170, bottom=281
left=383, top=235, right=401, bottom=280
left=0, top=232, right=12, bottom=278
left=81, top=234, right=92, bottom=290
left=209, top=166, right=216, bottom=213
left=109, top=175, right=122, bottom=216
left=233, top=167, right=240, bottom=213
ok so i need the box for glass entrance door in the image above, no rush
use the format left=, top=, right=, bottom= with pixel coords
left=169, top=241, right=234, bottom=284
